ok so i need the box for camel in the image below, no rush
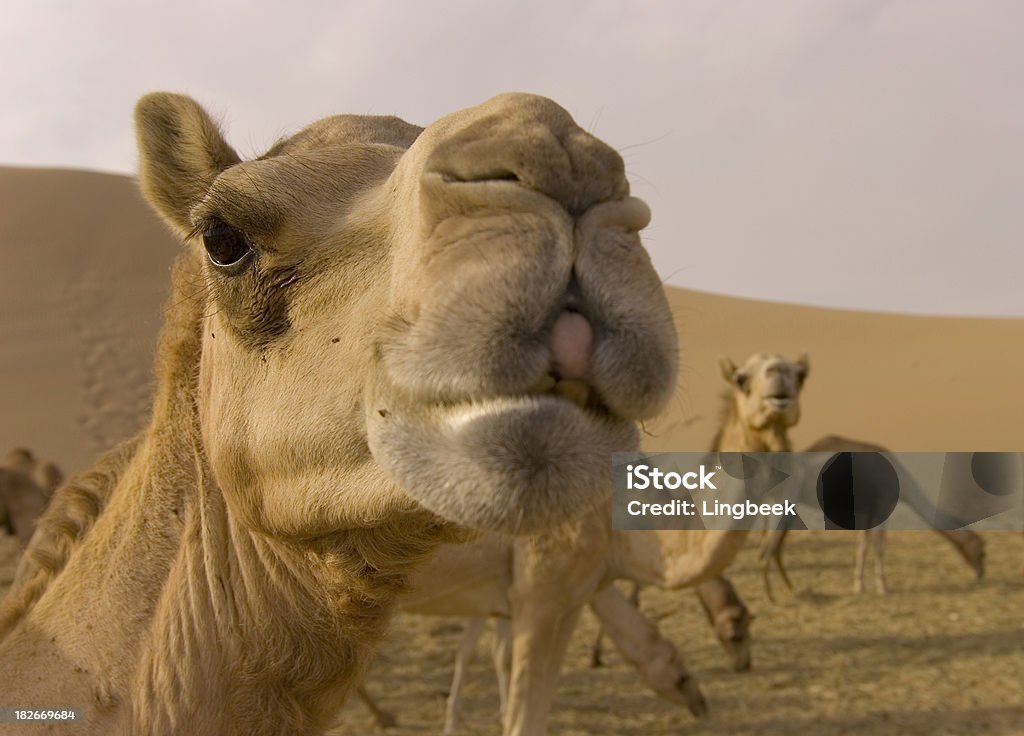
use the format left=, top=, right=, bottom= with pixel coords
left=583, top=353, right=801, bottom=671
left=348, top=477, right=750, bottom=736
left=0, top=448, right=63, bottom=545
left=0, top=92, right=681, bottom=735
left=715, top=353, right=985, bottom=599
left=353, top=583, right=707, bottom=734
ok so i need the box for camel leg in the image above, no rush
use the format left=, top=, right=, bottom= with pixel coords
left=760, top=527, right=791, bottom=602
left=872, top=528, right=888, bottom=595
left=493, top=618, right=513, bottom=723
left=443, top=618, right=487, bottom=736
left=355, top=684, right=397, bottom=730
left=854, top=531, right=869, bottom=594
left=773, top=541, right=795, bottom=593
left=694, top=575, right=753, bottom=672
left=761, top=561, right=775, bottom=603
left=589, top=586, right=708, bottom=717
left=503, top=600, right=583, bottom=736
left=501, top=517, right=610, bottom=736
left=589, top=623, right=606, bottom=668
left=589, top=582, right=640, bottom=668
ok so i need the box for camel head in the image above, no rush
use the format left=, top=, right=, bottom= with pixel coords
left=134, top=92, right=678, bottom=538
left=2, top=447, right=61, bottom=499
left=719, top=352, right=809, bottom=431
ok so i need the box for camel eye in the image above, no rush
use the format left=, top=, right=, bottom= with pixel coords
left=202, top=220, right=253, bottom=269
left=734, top=373, right=749, bottom=391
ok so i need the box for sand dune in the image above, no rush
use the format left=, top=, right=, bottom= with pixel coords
left=653, top=288, right=1024, bottom=453
left=0, top=167, right=172, bottom=471
left=0, top=166, right=1020, bottom=475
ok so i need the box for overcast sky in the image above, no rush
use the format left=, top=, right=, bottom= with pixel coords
left=2, top=0, right=1021, bottom=316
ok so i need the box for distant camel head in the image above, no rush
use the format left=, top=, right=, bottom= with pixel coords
left=0, top=447, right=63, bottom=544
left=718, top=352, right=809, bottom=431
left=135, top=93, right=678, bottom=537
left=2, top=447, right=62, bottom=497
left=3, top=448, right=36, bottom=475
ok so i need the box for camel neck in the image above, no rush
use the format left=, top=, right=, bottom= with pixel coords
left=733, top=423, right=792, bottom=452
left=127, top=465, right=387, bottom=735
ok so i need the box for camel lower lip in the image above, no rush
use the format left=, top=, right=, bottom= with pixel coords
left=440, top=392, right=603, bottom=427
left=368, top=394, right=636, bottom=533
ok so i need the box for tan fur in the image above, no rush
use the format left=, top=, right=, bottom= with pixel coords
left=0, top=93, right=678, bottom=735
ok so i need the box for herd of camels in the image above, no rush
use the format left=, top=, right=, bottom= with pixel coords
left=0, top=93, right=1012, bottom=735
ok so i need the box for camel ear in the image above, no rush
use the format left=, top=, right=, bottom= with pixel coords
left=796, top=352, right=810, bottom=384
left=135, top=93, right=241, bottom=237
left=718, top=357, right=738, bottom=384
left=35, top=462, right=64, bottom=494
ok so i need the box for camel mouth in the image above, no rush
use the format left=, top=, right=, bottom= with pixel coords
left=454, top=376, right=609, bottom=419
left=765, top=395, right=793, bottom=411
left=367, top=380, right=635, bottom=534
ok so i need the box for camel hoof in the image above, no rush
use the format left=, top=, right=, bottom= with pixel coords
left=688, top=691, right=709, bottom=719
left=677, top=675, right=708, bottom=718
left=957, top=535, right=986, bottom=580
left=733, top=656, right=752, bottom=673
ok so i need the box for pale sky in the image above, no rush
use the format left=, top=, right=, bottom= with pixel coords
left=2, top=0, right=1022, bottom=316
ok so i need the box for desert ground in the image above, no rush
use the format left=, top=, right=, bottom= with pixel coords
left=1, top=530, right=1022, bottom=735
left=330, top=531, right=1024, bottom=735
left=0, top=529, right=1021, bottom=734
left=1, top=166, right=1022, bottom=733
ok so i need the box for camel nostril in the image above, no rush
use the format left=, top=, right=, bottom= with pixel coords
left=548, top=310, right=592, bottom=381
left=439, top=168, right=521, bottom=184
